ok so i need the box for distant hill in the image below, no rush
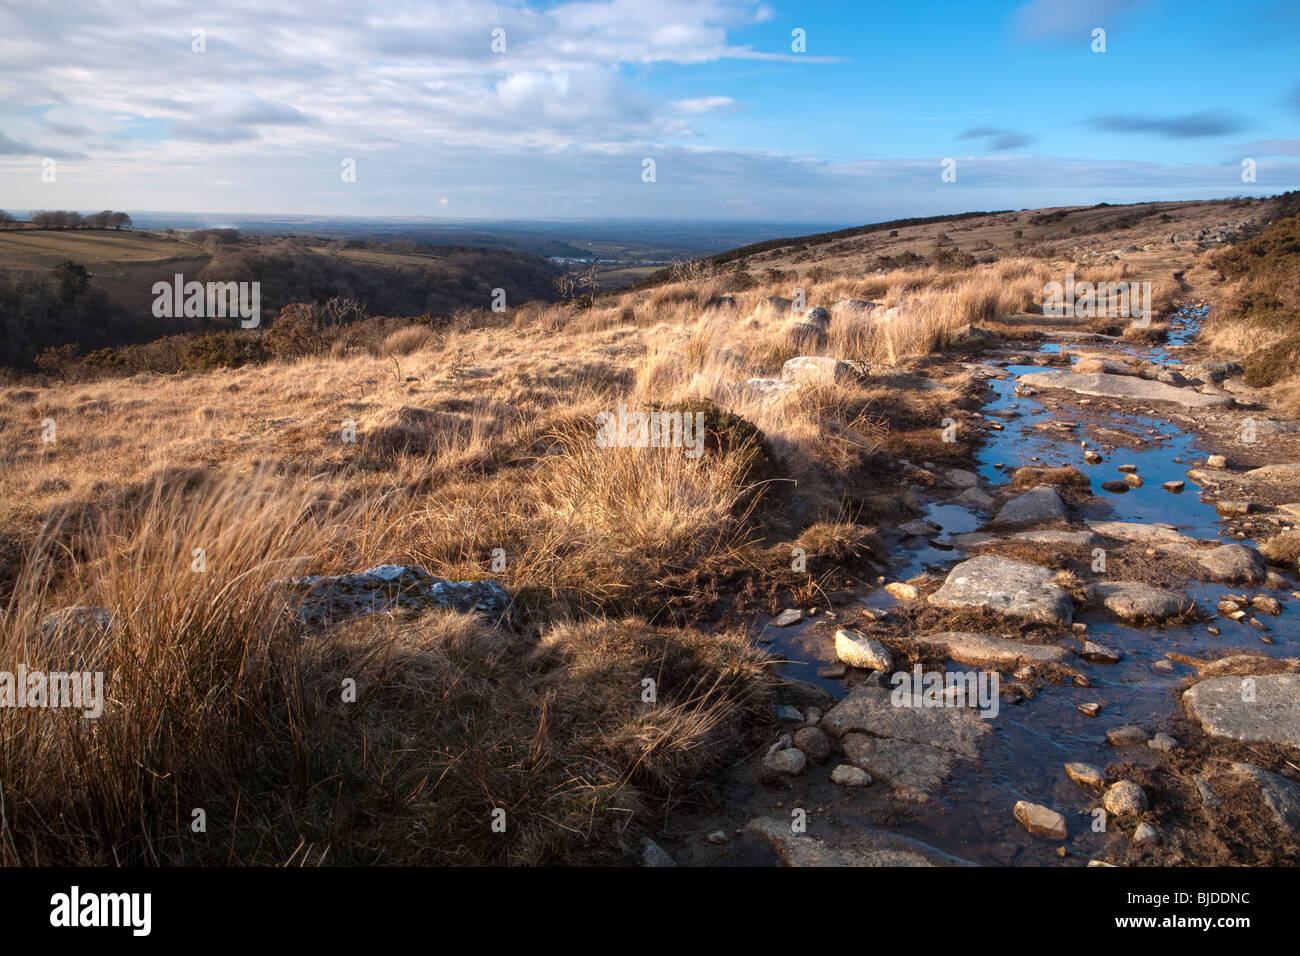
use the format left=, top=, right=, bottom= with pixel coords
left=0, top=229, right=563, bottom=368
left=623, top=196, right=1278, bottom=293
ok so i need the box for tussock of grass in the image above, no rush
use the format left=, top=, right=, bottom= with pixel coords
left=1011, top=465, right=1091, bottom=490
left=1260, top=531, right=1300, bottom=568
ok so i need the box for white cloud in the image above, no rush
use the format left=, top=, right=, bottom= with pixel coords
left=674, top=96, right=736, bottom=114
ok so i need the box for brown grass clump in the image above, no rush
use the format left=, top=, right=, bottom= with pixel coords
left=1260, top=531, right=1300, bottom=568
left=1010, top=465, right=1091, bottom=490
left=1051, top=568, right=1092, bottom=603
left=380, top=323, right=439, bottom=356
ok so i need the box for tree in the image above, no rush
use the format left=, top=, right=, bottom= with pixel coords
left=0, top=209, right=14, bottom=228
left=110, top=211, right=132, bottom=230
left=53, top=260, right=91, bottom=299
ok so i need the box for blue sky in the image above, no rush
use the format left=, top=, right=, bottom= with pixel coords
left=0, top=0, right=1297, bottom=223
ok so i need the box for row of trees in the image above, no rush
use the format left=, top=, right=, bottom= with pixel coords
left=23, top=209, right=133, bottom=230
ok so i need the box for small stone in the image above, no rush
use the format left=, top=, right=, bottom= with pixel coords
left=1065, top=762, right=1106, bottom=790
left=1151, top=660, right=1175, bottom=674
left=772, top=608, right=803, bottom=627
left=706, top=830, right=729, bottom=845
left=774, top=704, right=804, bottom=724
left=1077, top=702, right=1103, bottom=717
left=1083, top=641, right=1122, bottom=664
left=1084, top=450, right=1103, bottom=464
left=1252, top=595, right=1282, bottom=616
left=1148, top=732, right=1179, bottom=752
left=816, top=663, right=847, bottom=679
left=1102, top=780, right=1150, bottom=815
left=834, top=628, right=894, bottom=671
left=1132, top=822, right=1161, bottom=846
left=885, top=581, right=920, bottom=601
left=793, top=727, right=832, bottom=763
left=1117, top=464, right=1138, bottom=473
left=1215, top=501, right=1252, bottom=517
left=1125, top=473, right=1143, bottom=488
left=1194, top=776, right=1222, bottom=808
left=1206, top=455, right=1228, bottom=469
left=762, top=748, right=807, bottom=777
left=1013, top=800, right=1068, bottom=839
left=1101, top=480, right=1129, bottom=493
left=830, top=764, right=873, bottom=787
left=1107, top=725, right=1150, bottom=747
left=1163, top=480, right=1185, bottom=492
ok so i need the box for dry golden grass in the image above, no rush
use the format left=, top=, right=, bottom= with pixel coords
left=1260, top=531, right=1300, bottom=569
left=0, top=246, right=1197, bottom=865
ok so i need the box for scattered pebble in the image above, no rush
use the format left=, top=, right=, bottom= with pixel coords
left=1013, top=800, right=1068, bottom=839
left=1084, top=641, right=1122, bottom=664
left=885, top=581, right=920, bottom=601
left=1106, top=725, right=1150, bottom=747
left=1065, top=761, right=1106, bottom=790
left=762, top=748, right=807, bottom=777
left=1148, top=732, right=1179, bottom=752
left=1252, top=595, right=1282, bottom=616
left=1132, top=822, right=1161, bottom=846
left=792, top=726, right=831, bottom=763
left=1103, top=780, right=1150, bottom=815
left=830, top=764, right=872, bottom=787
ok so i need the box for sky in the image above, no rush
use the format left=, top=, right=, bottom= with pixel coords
left=1, top=0, right=1298, bottom=223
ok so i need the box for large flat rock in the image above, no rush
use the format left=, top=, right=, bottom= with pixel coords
left=1094, top=581, right=1187, bottom=623
left=820, top=683, right=992, bottom=791
left=1182, top=674, right=1300, bottom=749
left=914, top=631, right=1069, bottom=668
left=1086, top=522, right=1265, bottom=583
left=993, top=487, right=1067, bottom=525
left=1017, top=370, right=1234, bottom=407
left=1086, top=521, right=1196, bottom=546
left=1243, top=462, right=1300, bottom=482
left=1228, top=764, right=1300, bottom=835
left=928, top=555, right=1073, bottom=625
left=743, top=817, right=974, bottom=866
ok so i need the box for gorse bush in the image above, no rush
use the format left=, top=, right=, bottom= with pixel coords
left=181, top=330, right=268, bottom=371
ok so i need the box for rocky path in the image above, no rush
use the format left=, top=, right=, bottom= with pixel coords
left=660, top=305, right=1300, bottom=867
